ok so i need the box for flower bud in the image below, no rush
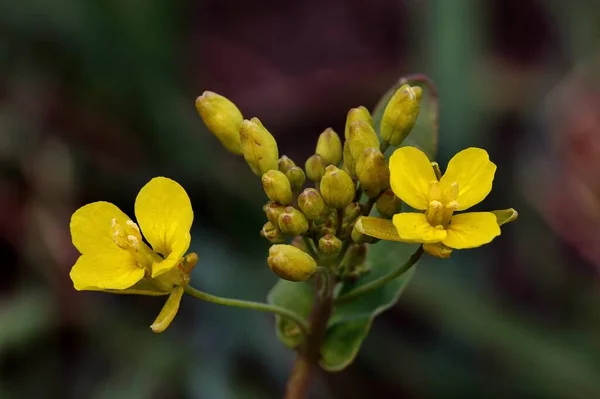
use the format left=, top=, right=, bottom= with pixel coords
left=380, top=84, right=422, bottom=146
left=320, top=165, right=355, bottom=209
left=278, top=155, right=296, bottom=173
left=268, top=244, right=317, bottom=282
left=316, top=128, right=342, bottom=166
left=264, top=201, right=286, bottom=225
left=341, top=141, right=356, bottom=178
left=423, top=242, right=453, bottom=259
left=351, top=223, right=379, bottom=244
left=312, top=208, right=337, bottom=238
left=298, top=188, right=325, bottom=220
left=291, top=236, right=309, bottom=253
left=286, top=166, right=306, bottom=193
left=339, top=243, right=371, bottom=283
left=240, top=117, right=279, bottom=175
left=355, top=147, right=390, bottom=198
left=344, top=106, right=373, bottom=139
left=319, top=233, right=342, bottom=255
left=375, top=189, right=402, bottom=218
left=340, top=201, right=362, bottom=238
left=278, top=206, right=309, bottom=236
left=305, top=154, right=326, bottom=182
left=260, top=222, right=286, bottom=243
left=261, top=170, right=293, bottom=205
left=348, top=120, right=380, bottom=161
left=195, top=91, right=243, bottom=155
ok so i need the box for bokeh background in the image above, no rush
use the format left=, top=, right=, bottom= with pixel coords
left=1, top=0, right=600, bottom=398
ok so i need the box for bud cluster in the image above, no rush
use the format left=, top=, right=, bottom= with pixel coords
left=195, top=87, right=422, bottom=282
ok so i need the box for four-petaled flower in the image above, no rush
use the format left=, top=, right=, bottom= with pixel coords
left=389, top=146, right=505, bottom=257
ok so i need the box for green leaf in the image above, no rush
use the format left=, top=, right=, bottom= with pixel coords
left=267, top=279, right=314, bottom=348
left=371, top=77, right=438, bottom=159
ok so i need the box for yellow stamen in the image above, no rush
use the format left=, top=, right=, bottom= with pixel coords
left=426, top=200, right=444, bottom=227
left=428, top=180, right=441, bottom=201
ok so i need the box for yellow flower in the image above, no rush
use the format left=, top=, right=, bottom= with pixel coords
left=389, top=146, right=507, bottom=255
left=69, top=176, right=194, bottom=292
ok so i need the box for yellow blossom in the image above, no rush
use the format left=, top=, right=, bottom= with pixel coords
left=387, top=146, right=514, bottom=255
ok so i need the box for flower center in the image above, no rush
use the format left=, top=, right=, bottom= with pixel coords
left=111, top=218, right=152, bottom=273
left=425, top=181, right=459, bottom=228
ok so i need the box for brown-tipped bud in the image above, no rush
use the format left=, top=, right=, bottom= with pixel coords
left=298, top=188, right=325, bottom=220
left=278, top=206, right=309, bottom=236
left=286, top=166, right=306, bottom=193
left=264, top=201, right=286, bottom=225
left=312, top=208, right=338, bottom=238
left=195, top=91, right=244, bottom=155
left=320, top=165, right=355, bottom=209
left=341, top=141, right=356, bottom=178
left=319, top=233, right=342, bottom=255
left=261, top=170, right=293, bottom=205
left=240, top=117, right=279, bottom=175
left=351, top=223, right=379, bottom=244
left=278, top=155, right=296, bottom=173
left=260, top=222, right=286, bottom=243
left=380, top=84, right=422, bottom=146
left=375, top=189, right=402, bottom=218
left=305, top=154, right=326, bottom=182
left=268, top=244, right=317, bottom=282
left=344, top=106, right=373, bottom=139
left=340, top=202, right=362, bottom=238
left=316, top=128, right=342, bottom=166
left=355, top=148, right=390, bottom=198
left=348, top=120, right=380, bottom=161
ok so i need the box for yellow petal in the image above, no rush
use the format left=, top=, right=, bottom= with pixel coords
left=70, top=201, right=130, bottom=254
left=389, top=147, right=436, bottom=210
left=151, top=285, right=184, bottom=333
left=135, top=177, right=193, bottom=278
left=443, top=212, right=500, bottom=249
left=354, top=216, right=405, bottom=242
left=439, top=148, right=496, bottom=211
left=423, top=242, right=453, bottom=259
left=392, top=213, right=446, bottom=244
left=70, top=250, right=144, bottom=291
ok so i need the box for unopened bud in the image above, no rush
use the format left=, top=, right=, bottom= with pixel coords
left=291, top=236, right=309, bottom=253
left=240, top=117, right=279, bottom=175
left=260, top=222, right=286, bottom=244
left=320, top=165, right=355, bottom=209
left=312, top=208, right=338, bottom=238
left=341, top=141, right=356, bottom=177
left=340, top=202, right=362, bottom=238
left=278, top=155, right=296, bottom=173
left=375, top=189, right=402, bottom=218
left=278, top=206, right=309, bottom=236
left=195, top=91, right=243, bottom=155
left=298, top=188, right=325, bottom=220
left=261, top=170, right=293, bottom=205
left=348, top=120, right=380, bottom=161
left=264, top=201, right=286, bottom=225
left=380, top=84, right=422, bottom=146
left=344, top=106, right=373, bottom=139
left=319, top=234, right=342, bottom=255
left=286, top=166, right=306, bottom=193
left=316, top=128, right=342, bottom=166
left=351, top=223, right=379, bottom=244
left=305, top=154, right=326, bottom=182
left=268, top=244, right=317, bottom=282
left=355, top=148, right=390, bottom=198
left=423, top=242, right=453, bottom=259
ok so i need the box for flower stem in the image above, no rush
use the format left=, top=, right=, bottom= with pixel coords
left=183, top=285, right=310, bottom=336
left=335, top=245, right=424, bottom=303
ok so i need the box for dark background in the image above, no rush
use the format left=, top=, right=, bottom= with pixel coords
left=1, top=0, right=600, bottom=398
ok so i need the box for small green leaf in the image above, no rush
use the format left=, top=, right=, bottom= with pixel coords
left=492, top=208, right=519, bottom=226
left=267, top=279, right=313, bottom=348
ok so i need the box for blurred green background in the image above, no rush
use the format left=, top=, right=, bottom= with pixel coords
left=1, top=0, right=600, bottom=398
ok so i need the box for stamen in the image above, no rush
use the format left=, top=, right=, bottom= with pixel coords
left=428, top=181, right=441, bottom=201
left=126, top=220, right=140, bottom=233
left=447, top=182, right=459, bottom=202
left=441, top=200, right=459, bottom=226
left=127, top=235, right=140, bottom=251
left=426, top=200, right=444, bottom=227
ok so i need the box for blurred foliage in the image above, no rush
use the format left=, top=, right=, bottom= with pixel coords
left=1, top=0, right=600, bottom=398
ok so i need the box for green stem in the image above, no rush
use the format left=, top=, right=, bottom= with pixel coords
left=183, top=285, right=310, bottom=337
left=380, top=142, right=390, bottom=154
left=335, top=245, right=424, bottom=303
left=302, top=237, right=319, bottom=260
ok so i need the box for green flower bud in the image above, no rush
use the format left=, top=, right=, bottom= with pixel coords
left=297, top=188, right=325, bottom=220
left=312, top=208, right=338, bottom=238
left=341, top=140, right=356, bottom=178
left=316, top=128, right=342, bottom=166
left=264, top=201, right=286, bottom=225
left=320, top=165, right=355, bottom=209
left=348, top=120, right=380, bottom=161
left=340, top=201, right=362, bottom=239
left=268, top=244, right=317, bottom=282
left=260, top=222, right=286, bottom=243
left=240, top=117, right=279, bottom=176
left=355, top=147, right=390, bottom=198
left=261, top=170, right=293, bottom=205
left=286, top=166, right=306, bottom=193
left=278, top=206, right=309, bottom=236
left=195, top=91, right=243, bottom=155
left=380, top=84, right=422, bottom=146
left=318, top=233, right=342, bottom=255
left=351, top=223, right=379, bottom=244
left=375, top=189, right=402, bottom=218
left=344, top=106, right=373, bottom=139
left=305, top=154, right=326, bottom=182
left=278, top=155, right=296, bottom=173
